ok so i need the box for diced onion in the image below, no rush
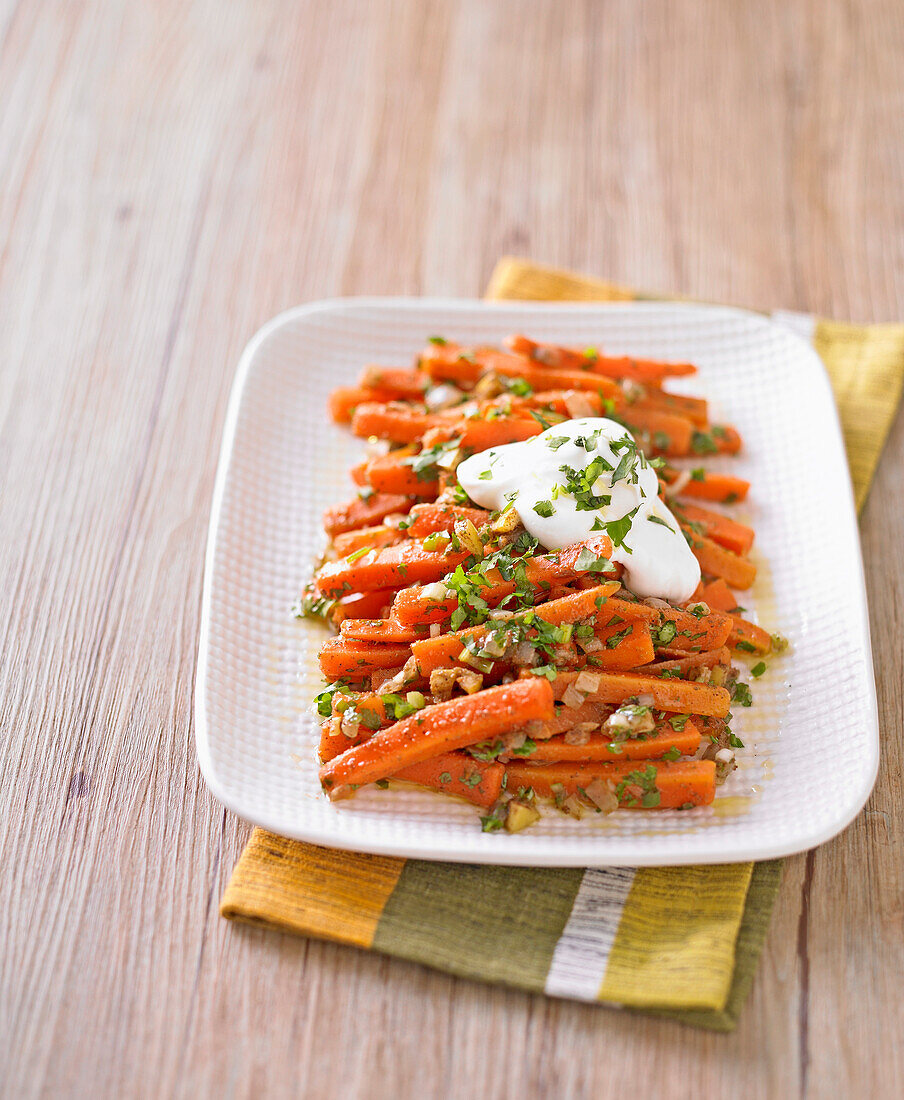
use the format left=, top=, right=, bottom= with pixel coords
left=420, top=581, right=451, bottom=601
left=430, top=623, right=441, bottom=638
left=635, top=693, right=655, bottom=706
left=424, top=383, right=463, bottom=411
left=574, top=671, right=601, bottom=694
left=511, top=640, right=538, bottom=667
left=436, top=447, right=462, bottom=471
left=664, top=469, right=692, bottom=497
left=562, top=683, right=586, bottom=709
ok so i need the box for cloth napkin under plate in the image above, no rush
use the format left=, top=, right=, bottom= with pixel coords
left=219, top=259, right=903, bottom=1030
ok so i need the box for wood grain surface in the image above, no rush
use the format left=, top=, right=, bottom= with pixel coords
left=1, top=1, right=902, bottom=1097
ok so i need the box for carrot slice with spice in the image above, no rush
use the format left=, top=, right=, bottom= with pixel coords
left=358, top=366, right=429, bottom=400
left=318, top=638, right=413, bottom=679
left=391, top=751, right=504, bottom=808
left=391, top=534, right=615, bottom=624
left=319, top=677, right=555, bottom=795
left=544, top=670, right=731, bottom=718
left=339, top=617, right=429, bottom=643
left=333, top=525, right=406, bottom=555
left=316, top=542, right=472, bottom=598
left=620, top=407, right=694, bottom=456
left=362, top=449, right=440, bottom=497
left=421, top=415, right=545, bottom=451
left=729, top=617, right=773, bottom=655
left=502, top=335, right=698, bottom=382
left=699, top=578, right=740, bottom=613
left=404, top=503, right=491, bottom=539
left=672, top=500, right=754, bottom=556
left=524, top=718, right=702, bottom=762
left=323, top=493, right=412, bottom=538
left=687, top=533, right=757, bottom=590
left=504, top=759, right=716, bottom=808
left=661, top=466, right=750, bottom=504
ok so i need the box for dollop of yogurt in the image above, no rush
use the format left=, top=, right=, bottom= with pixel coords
left=457, top=417, right=700, bottom=602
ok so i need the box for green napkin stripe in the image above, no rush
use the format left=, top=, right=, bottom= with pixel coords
left=372, top=861, right=585, bottom=991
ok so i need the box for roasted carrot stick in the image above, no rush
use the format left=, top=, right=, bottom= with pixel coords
left=351, top=404, right=441, bottom=444
left=603, top=598, right=733, bottom=651
left=319, top=638, right=413, bottom=679
left=412, top=609, right=648, bottom=678
left=502, top=335, right=698, bottom=382
left=405, top=503, right=491, bottom=539
left=340, top=617, right=430, bottom=643
left=710, top=425, right=743, bottom=455
left=330, top=588, right=398, bottom=622
left=391, top=534, right=615, bottom=624
left=544, top=670, right=731, bottom=718
left=729, top=617, right=773, bottom=655
left=319, top=677, right=556, bottom=794
left=362, top=450, right=440, bottom=497
left=323, top=493, right=412, bottom=537
left=319, top=717, right=373, bottom=762
left=661, top=466, right=750, bottom=504
left=358, top=366, right=429, bottom=400
left=421, top=415, right=544, bottom=451
left=315, top=542, right=471, bottom=598
left=333, top=525, right=406, bottom=555
left=645, top=646, right=730, bottom=678
left=329, top=386, right=401, bottom=423
left=504, top=760, right=716, bottom=808
left=421, top=351, right=622, bottom=404
left=633, top=391, right=709, bottom=427
left=523, top=718, right=702, bottom=762
left=391, top=751, right=504, bottom=808
left=687, top=533, right=757, bottom=590
left=700, top=578, right=741, bottom=613
left=620, top=407, right=694, bottom=456
left=672, top=500, right=754, bottom=556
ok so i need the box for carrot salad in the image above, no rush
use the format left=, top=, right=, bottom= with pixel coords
left=297, top=334, right=787, bottom=832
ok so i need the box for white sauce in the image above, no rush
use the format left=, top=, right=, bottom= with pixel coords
left=457, top=417, right=701, bottom=603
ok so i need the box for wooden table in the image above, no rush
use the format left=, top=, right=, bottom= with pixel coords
left=2, top=1, right=902, bottom=1096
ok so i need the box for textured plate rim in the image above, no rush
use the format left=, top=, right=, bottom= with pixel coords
left=194, top=297, right=879, bottom=866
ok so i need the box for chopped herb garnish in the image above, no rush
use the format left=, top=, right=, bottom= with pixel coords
left=546, top=435, right=569, bottom=451
left=647, top=514, right=674, bottom=530
left=751, top=661, right=767, bottom=678
left=505, top=376, right=534, bottom=397
left=691, top=430, right=718, bottom=455
left=533, top=500, right=555, bottom=518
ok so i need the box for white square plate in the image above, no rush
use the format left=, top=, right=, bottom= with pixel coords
left=195, top=298, right=878, bottom=865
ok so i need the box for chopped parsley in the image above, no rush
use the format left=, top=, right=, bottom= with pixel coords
left=691, top=430, right=718, bottom=455
left=614, top=765, right=661, bottom=808
left=751, top=661, right=767, bottom=678
left=533, top=500, right=555, bottom=518
left=647, top=514, right=674, bottom=531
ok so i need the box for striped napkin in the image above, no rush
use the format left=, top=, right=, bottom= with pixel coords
left=220, top=259, right=904, bottom=1030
